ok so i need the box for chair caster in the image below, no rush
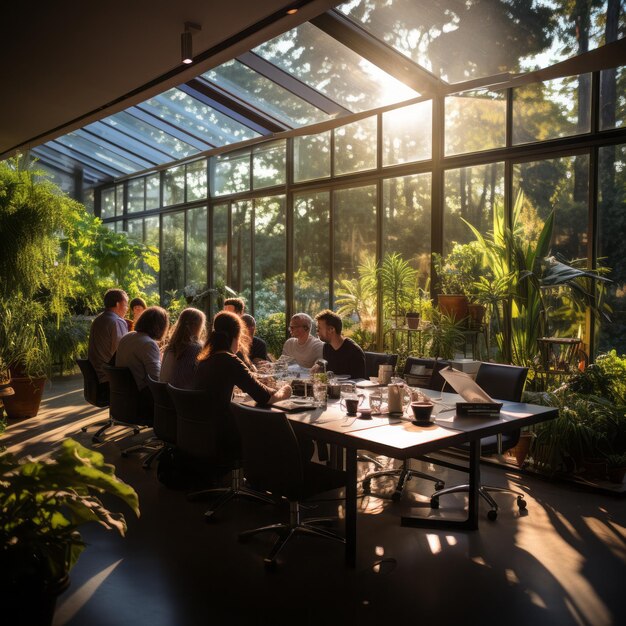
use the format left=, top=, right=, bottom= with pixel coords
left=487, top=509, right=498, bottom=521
left=391, top=490, right=402, bottom=502
left=81, top=425, right=88, bottom=432
left=362, top=479, right=372, bottom=493
left=430, top=497, right=439, bottom=509
left=517, top=496, right=527, bottom=510
left=133, top=428, right=141, bottom=435
left=204, top=511, right=216, bottom=522
left=435, top=481, right=445, bottom=490
left=263, top=558, right=277, bottom=571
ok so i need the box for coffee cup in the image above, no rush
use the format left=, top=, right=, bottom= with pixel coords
left=411, top=401, right=434, bottom=424
left=357, top=407, right=372, bottom=420
left=341, top=394, right=364, bottom=416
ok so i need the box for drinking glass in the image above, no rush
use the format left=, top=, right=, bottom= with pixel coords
left=313, top=381, right=327, bottom=409
left=369, top=391, right=383, bottom=415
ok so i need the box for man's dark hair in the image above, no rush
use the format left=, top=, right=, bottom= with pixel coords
left=129, top=297, right=147, bottom=310
left=223, top=297, right=245, bottom=314
left=104, top=288, right=128, bottom=309
left=315, top=309, right=342, bottom=334
left=241, top=314, right=256, bottom=329
left=134, top=306, right=169, bottom=340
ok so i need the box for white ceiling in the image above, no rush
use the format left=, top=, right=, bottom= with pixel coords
left=0, top=0, right=340, bottom=159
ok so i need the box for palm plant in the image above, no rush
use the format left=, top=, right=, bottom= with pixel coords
left=378, top=252, right=418, bottom=327
left=465, top=192, right=610, bottom=365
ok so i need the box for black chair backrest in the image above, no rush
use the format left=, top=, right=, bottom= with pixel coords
left=102, top=364, right=142, bottom=422
left=76, top=358, right=109, bottom=407
left=147, top=375, right=177, bottom=444
left=475, top=363, right=528, bottom=402
left=168, top=385, right=227, bottom=463
left=231, top=403, right=304, bottom=501
left=404, top=357, right=451, bottom=391
left=364, top=352, right=398, bottom=378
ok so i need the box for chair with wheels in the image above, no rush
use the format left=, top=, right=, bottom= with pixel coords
left=100, top=365, right=156, bottom=456
left=361, top=358, right=450, bottom=500
left=76, top=358, right=111, bottom=436
left=430, top=362, right=529, bottom=520
left=403, top=357, right=451, bottom=392
left=231, top=402, right=346, bottom=568
left=137, top=375, right=178, bottom=470
left=168, top=385, right=274, bottom=521
left=364, top=351, right=398, bottom=379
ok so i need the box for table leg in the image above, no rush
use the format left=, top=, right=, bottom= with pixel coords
left=345, top=447, right=357, bottom=567
left=400, top=439, right=481, bottom=530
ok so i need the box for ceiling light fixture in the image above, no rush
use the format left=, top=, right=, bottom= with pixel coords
left=286, top=8, right=298, bottom=14
left=181, top=21, right=201, bottom=65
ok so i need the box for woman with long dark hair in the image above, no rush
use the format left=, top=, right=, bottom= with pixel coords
left=160, top=307, right=206, bottom=388
left=192, top=311, right=291, bottom=456
left=192, top=311, right=290, bottom=411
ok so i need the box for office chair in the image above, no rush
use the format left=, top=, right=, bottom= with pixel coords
left=430, top=362, right=529, bottom=520
left=231, top=402, right=346, bottom=568
left=135, top=375, right=179, bottom=470
left=76, top=358, right=112, bottom=438
left=362, top=357, right=449, bottom=500
left=363, top=351, right=398, bottom=378
left=102, top=364, right=158, bottom=457
left=356, top=351, right=400, bottom=469
left=168, top=385, right=274, bottom=521
left=403, top=357, right=451, bottom=391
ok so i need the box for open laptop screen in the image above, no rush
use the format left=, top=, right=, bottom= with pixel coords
left=439, top=366, right=495, bottom=403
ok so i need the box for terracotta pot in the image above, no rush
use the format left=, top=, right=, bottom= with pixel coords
left=582, top=458, right=608, bottom=480
left=437, top=295, right=469, bottom=325
left=2, top=376, right=47, bottom=419
left=508, top=432, right=533, bottom=467
left=406, top=312, right=420, bottom=330
left=608, top=466, right=626, bottom=484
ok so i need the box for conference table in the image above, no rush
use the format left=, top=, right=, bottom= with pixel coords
left=279, top=388, right=558, bottom=568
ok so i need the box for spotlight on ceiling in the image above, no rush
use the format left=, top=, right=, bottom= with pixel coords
left=286, top=7, right=298, bottom=14
left=181, top=21, right=201, bottom=65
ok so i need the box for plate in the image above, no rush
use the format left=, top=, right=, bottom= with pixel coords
left=333, top=374, right=351, bottom=381
left=291, top=398, right=313, bottom=405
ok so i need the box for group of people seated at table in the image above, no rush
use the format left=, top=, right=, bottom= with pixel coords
left=86, top=289, right=366, bottom=425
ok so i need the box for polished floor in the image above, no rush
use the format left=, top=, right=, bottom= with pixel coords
left=4, top=375, right=626, bottom=626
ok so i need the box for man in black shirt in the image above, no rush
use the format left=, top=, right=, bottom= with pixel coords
left=241, top=314, right=269, bottom=363
left=315, top=309, right=365, bottom=379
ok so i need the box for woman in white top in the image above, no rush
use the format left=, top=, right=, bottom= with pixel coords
left=116, top=306, right=169, bottom=418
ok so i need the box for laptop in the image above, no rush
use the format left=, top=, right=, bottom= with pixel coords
left=439, top=366, right=496, bottom=404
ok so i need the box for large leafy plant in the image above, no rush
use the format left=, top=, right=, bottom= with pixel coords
left=466, top=192, right=610, bottom=365
left=0, top=439, right=139, bottom=586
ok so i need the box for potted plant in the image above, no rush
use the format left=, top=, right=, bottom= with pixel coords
left=432, top=242, right=484, bottom=325
left=0, top=298, right=51, bottom=419
left=605, top=453, right=626, bottom=484
left=422, top=309, right=466, bottom=360
left=0, top=439, right=139, bottom=625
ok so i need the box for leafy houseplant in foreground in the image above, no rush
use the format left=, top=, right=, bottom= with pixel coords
left=0, top=439, right=139, bottom=621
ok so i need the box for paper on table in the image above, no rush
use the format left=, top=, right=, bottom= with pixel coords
left=439, top=366, right=495, bottom=404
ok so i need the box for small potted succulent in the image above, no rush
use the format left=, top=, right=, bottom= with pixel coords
left=0, top=439, right=139, bottom=625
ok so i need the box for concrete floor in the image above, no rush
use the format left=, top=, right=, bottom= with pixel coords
left=3, top=375, right=626, bottom=626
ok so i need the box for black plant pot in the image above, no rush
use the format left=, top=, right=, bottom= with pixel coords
left=2, top=574, right=69, bottom=626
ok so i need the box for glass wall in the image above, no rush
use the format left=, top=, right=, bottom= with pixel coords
left=598, top=143, right=626, bottom=354
left=293, top=191, right=331, bottom=317
left=97, top=66, right=626, bottom=358
left=444, top=163, right=505, bottom=252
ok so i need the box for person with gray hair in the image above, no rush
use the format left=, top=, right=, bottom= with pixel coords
left=281, top=312, right=323, bottom=368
